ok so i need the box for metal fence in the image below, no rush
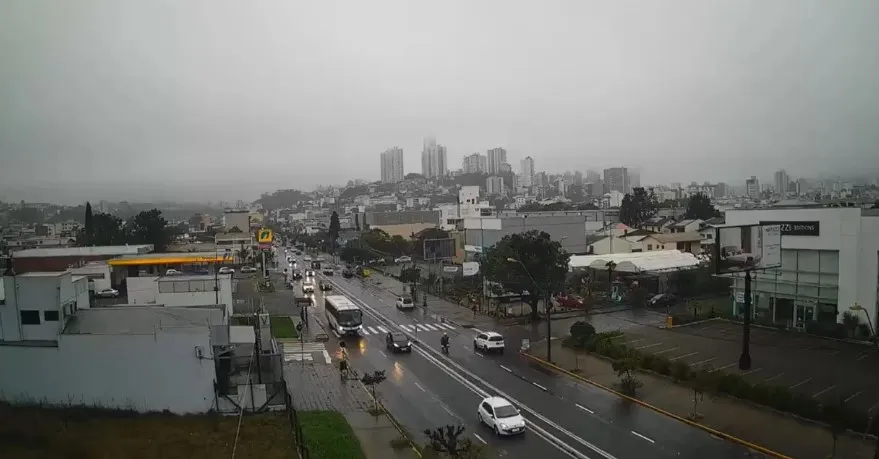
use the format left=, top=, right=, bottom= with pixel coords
left=283, top=389, right=310, bottom=459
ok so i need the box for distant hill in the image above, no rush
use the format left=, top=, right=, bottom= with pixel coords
left=255, top=189, right=312, bottom=209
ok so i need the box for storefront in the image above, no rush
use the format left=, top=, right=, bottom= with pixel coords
left=725, top=207, right=879, bottom=328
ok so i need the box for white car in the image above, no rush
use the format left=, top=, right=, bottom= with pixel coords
left=395, top=297, right=415, bottom=310
left=218, top=267, right=235, bottom=274
left=95, top=288, right=120, bottom=298
left=395, top=256, right=412, bottom=263
left=302, top=281, right=315, bottom=293
left=165, top=269, right=182, bottom=276
left=241, top=266, right=257, bottom=273
left=473, top=331, right=505, bottom=354
left=477, top=396, right=526, bottom=436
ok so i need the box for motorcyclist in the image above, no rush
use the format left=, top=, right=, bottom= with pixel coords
left=440, top=332, right=450, bottom=349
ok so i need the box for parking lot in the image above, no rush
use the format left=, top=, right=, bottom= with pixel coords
left=620, top=319, right=879, bottom=410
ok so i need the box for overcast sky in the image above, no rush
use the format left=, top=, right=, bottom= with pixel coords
left=1, top=0, right=878, bottom=204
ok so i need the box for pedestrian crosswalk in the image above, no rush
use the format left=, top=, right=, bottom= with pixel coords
left=278, top=340, right=332, bottom=364
left=360, top=323, right=456, bottom=335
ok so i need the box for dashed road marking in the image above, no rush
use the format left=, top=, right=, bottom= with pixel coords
left=472, top=328, right=483, bottom=334
left=379, top=350, right=387, bottom=357
left=845, top=390, right=864, bottom=403
left=812, top=385, right=836, bottom=398
left=764, top=373, right=784, bottom=382
left=669, top=352, right=698, bottom=362
left=691, top=357, right=718, bottom=366
left=623, top=339, right=645, bottom=345
left=414, top=382, right=426, bottom=392
left=631, top=431, right=655, bottom=443
left=712, top=362, right=737, bottom=372
left=575, top=404, right=594, bottom=414
left=532, top=382, right=548, bottom=391
left=635, top=342, right=663, bottom=350
left=654, top=347, right=679, bottom=355
left=474, top=433, right=487, bottom=444
left=858, top=353, right=872, bottom=361
left=741, top=367, right=762, bottom=376
left=789, top=378, right=812, bottom=389
left=377, top=326, right=389, bottom=333
left=500, top=365, right=512, bottom=373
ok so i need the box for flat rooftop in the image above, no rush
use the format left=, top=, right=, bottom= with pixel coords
left=64, top=306, right=225, bottom=335
left=18, top=271, right=66, bottom=278
left=12, top=245, right=154, bottom=258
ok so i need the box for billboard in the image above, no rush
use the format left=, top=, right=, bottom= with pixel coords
left=423, top=238, right=455, bottom=261
left=257, top=228, right=273, bottom=243
left=715, top=224, right=782, bottom=274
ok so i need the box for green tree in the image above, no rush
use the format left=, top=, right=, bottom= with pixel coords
left=685, top=193, right=720, bottom=220
left=619, top=187, right=657, bottom=227
left=423, top=425, right=486, bottom=459
left=361, top=370, right=387, bottom=414
left=689, top=365, right=717, bottom=420
left=611, top=348, right=643, bottom=396
left=83, top=212, right=126, bottom=246
left=482, top=230, right=571, bottom=322
left=83, top=202, right=94, bottom=246
left=328, top=211, right=341, bottom=254
left=128, top=209, right=172, bottom=252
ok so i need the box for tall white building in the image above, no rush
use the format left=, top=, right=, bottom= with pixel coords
left=746, top=176, right=760, bottom=198
left=774, top=170, right=790, bottom=197
left=520, top=157, right=535, bottom=187
left=487, top=148, right=507, bottom=175
left=462, top=153, right=487, bottom=174
left=421, top=137, right=448, bottom=178
left=380, top=147, right=404, bottom=184
left=486, top=176, right=504, bottom=195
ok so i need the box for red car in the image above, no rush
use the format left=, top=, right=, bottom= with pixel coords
left=555, top=295, right=586, bottom=309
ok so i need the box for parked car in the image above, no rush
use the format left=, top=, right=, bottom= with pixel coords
left=95, top=288, right=120, bottom=298
left=555, top=295, right=585, bottom=309
left=386, top=332, right=412, bottom=353
left=218, top=267, right=235, bottom=274
left=648, top=293, right=677, bottom=308
left=477, top=396, right=525, bottom=436
left=395, top=296, right=415, bottom=310
left=395, top=256, right=412, bottom=263
left=240, top=266, right=257, bottom=273
left=165, top=269, right=182, bottom=276
left=473, top=331, right=505, bottom=354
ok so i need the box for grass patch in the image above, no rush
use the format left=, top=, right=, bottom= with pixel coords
left=298, top=411, right=366, bottom=459
left=0, top=403, right=294, bottom=459
left=271, top=316, right=298, bottom=339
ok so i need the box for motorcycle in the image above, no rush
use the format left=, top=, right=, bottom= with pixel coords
left=441, top=342, right=450, bottom=355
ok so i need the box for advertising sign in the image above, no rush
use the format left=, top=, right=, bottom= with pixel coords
left=257, top=228, right=273, bottom=243
left=715, top=224, right=782, bottom=274
left=462, top=262, right=480, bottom=277
left=759, top=221, right=820, bottom=237
left=443, top=265, right=459, bottom=273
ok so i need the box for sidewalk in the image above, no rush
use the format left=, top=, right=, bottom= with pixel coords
left=284, top=353, right=418, bottom=458
left=527, top=340, right=876, bottom=459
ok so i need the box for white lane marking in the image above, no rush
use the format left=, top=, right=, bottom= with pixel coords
left=438, top=323, right=456, bottom=330
left=379, top=350, right=387, bottom=357
left=378, top=298, right=385, bottom=303
left=326, top=276, right=604, bottom=459
left=423, top=324, right=438, bottom=331
left=764, top=372, right=784, bottom=382
left=631, top=431, right=655, bottom=443
left=500, top=365, right=512, bottom=373
left=532, top=382, right=548, bottom=391
left=377, top=326, right=389, bottom=333
left=858, top=353, right=871, bottom=361
left=668, top=352, right=698, bottom=361
left=711, top=363, right=737, bottom=372
left=789, top=378, right=812, bottom=389
left=691, top=357, right=718, bottom=366
left=575, top=404, right=594, bottom=414
left=322, top=350, right=332, bottom=364
left=416, top=324, right=429, bottom=332
left=623, top=339, right=644, bottom=345
left=741, top=367, right=762, bottom=376
left=474, top=352, right=484, bottom=358
left=812, top=385, right=836, bottom=398
left=845, top=390, right=864, bottom=403
left=414, top=381, right=426, bottom=392
left=474, top=433, right=487, bottom=444
left=361, top=327, right=371, bottom=335
left=635, top=342, right=663, bottom=350
left=442, top=405, right=456, bottom=417
left=400, top=324, right=414, bottom=332
left=472, top=328, right=483, bottom=334
left=654, top=347, right=679, bottom=355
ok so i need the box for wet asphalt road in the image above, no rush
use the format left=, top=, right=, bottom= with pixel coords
left=279, top=250, right=766, bottom=459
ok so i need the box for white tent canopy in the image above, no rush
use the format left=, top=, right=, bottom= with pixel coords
left=569, top=250, right=702, bottom=273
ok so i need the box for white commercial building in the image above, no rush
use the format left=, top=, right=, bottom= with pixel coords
left=520, top=156, right=534, bottom=187
left=126, top=274, right=235, bottom=318
left=487, top=147, right=507, bottom=175
left=725, top=207, right=879, bottom=328
left=486, top=176, right=504, bottom=195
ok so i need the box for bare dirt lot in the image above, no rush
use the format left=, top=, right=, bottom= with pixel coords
left=620, top=319, right=879, bottom=410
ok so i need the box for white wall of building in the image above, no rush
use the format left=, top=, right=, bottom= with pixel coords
left=73, top=276, right=90, bottom=310
left=725, top=208, right=879, bottom=326
left=69, top=263, right=112, bottom=293
left=1, top=273, right=74, bottom=342
left=156, top=276, right=234, bottom=317
left=0, top=330, right=216, bottom=413
left=127, top=276, right=159, bottom=304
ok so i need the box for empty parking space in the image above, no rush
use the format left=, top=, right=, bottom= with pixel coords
left=617, top=320, right=879, bottom=408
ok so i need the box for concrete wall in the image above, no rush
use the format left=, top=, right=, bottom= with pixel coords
left=0, top=330, right=216, bottom=413
left=127, top=277, right=158, bottom=304
left=464, top=214, right=591, bottom=254
left=70, top=263, right=112, bottom=292
left=156, top=276, right=234, bottom=317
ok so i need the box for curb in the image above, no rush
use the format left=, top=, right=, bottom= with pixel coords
left=356, top=380, right=423, bottom=458
left=519, top=351, right=793, bottom=459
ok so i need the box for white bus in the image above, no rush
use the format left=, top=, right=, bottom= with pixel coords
left=324, top=295, right=363, bottom=336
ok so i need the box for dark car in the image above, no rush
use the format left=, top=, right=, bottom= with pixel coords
left=386, top=332, right=412, bottom=353
left=342, top=269, right=354, bottom=278
left=322, top=266, right=334, bottom=276
left=292, top=271, right=303, bottom=280
left=319, top=280, right=332, bottom=291
left=648, top=293, right=677, bottom=308
left=295, top=251, right=302, bottom=256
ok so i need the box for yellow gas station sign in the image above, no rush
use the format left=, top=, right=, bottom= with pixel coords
left=257, top=228, right=273, bottom=243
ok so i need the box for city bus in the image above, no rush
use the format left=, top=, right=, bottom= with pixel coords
left=324, top=295, right=363, bottom=336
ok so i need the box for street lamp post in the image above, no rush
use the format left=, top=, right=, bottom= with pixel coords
left=508, top=258, right=553, bottom=362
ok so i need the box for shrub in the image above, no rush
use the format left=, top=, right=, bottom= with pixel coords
left=766, top=386, right=795, bottom=412
left=570, top=321, right=596, bottom=340
left=670, top=361, right=691, bottom=381
left=791, top=394, right=822, bottom=420
left=648, top=355, right=671, bottom=376
left=748, top=383, right=773, bottom=406
left=716, top=373, right=751, bottom=399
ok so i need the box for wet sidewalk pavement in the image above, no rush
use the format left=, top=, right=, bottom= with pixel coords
left=526, top=340, right=876, bottom=459
left=283, top=349, right=418, bottom=458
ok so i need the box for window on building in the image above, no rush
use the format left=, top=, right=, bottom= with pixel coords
left=647, top=244, right=653, bottom=250
left=44, top=310, right=60, bottom=322
left=20, top=310, right=41, bottom=325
